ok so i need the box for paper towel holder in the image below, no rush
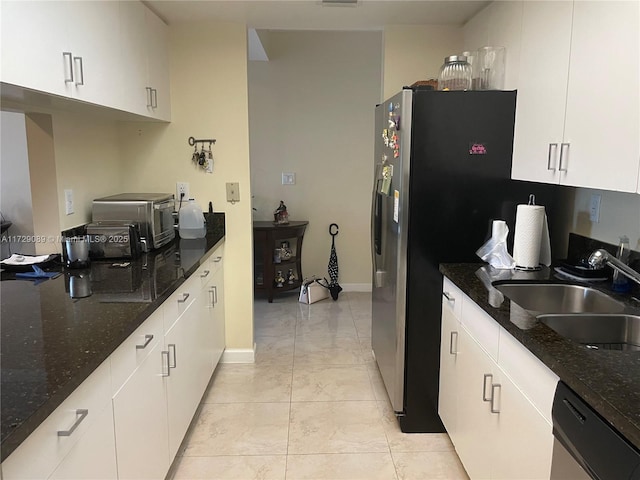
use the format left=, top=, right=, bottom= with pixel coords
left=513, top=193, right=546, bottom=272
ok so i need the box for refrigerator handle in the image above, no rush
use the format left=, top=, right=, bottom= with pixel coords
left=374, top=191, right=382, bottom=255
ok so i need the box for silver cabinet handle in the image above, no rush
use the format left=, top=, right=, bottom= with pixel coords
left=168, top=343, right=176, bottom=369
left=559, top=143, right=570, bottom=172
left=151, top=88, right=158, bottom=108
left=161, top=350, right=170, bottom=376
left=146, top=87, right=153, bottom=107
left=547, top=143, right=558, bottom=171
left=200, top=270, right=210, bottom=278
left=442, top=291, right=455, bottom=303
left=211, top=285, right=218, bottom=305
left=449, top=331, right=458, bottom=355
left=63, top=52, right=74, bottom=83
left=136, top=334, right=154, bottom=350
left=57, top=409, right=88, bottom=436
left=482, top=373, right=493, bottom=402
left=177, top=293, right=190, bottom=303
left=213, top=256, right=222, bottom=263
left=490, top=384, right=501, bottom=413
left=73, top=56, right=84, bottom=86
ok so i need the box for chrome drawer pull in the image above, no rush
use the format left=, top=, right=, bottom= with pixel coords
left=57, top=409, right=88, bottom=436
left=168, top=344, right=176, bottom=369
left=177, top=293, right=190, bottom=303
left=213, top=256, right=222, bottom=263
left=63, top=52, right=74, bottom=83
left=151, top=88, right=158, bottom=108
left=136, top=334, right=154, bottom=349
left=482, top=374, right=493, bottom=402
left=449, top=331, right=458, bottom=355
left=547, top=143, right=558, bottom=171
left=200, top=270, right=210, bottom=278
left=161, top=350, right=170, bottom=377
left=442, top=291, right=455, bottom=303
left=559, top=143, right=570, bottom=172
left=73, top=56, right=84, bottom=86
left=490, top=384, right=501, bottom=414
left=146, top=86, right=153, bottom=107
left=211, top=285, right=218, bottom=305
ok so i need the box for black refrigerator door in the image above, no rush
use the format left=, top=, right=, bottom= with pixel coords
left=400, top=90, right=518, bottom=433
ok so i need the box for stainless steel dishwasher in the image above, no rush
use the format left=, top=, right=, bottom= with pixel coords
left=551, top=381, right=640, bottom=479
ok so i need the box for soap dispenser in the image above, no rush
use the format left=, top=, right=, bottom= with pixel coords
left=612, top=235, right=631, bottom=293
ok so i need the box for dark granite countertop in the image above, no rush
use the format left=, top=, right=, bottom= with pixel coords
left=0, top=213, right=225, bottom=461
left=440, top=263, right=640, bottom=451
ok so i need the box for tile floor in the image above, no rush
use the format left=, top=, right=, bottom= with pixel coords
left=170, top=292, right=469, bottom=480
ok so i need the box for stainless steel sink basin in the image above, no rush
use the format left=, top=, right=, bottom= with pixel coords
left=537, top=314, right=640, bottom=352
left=494, top=283, right=625, bottom=315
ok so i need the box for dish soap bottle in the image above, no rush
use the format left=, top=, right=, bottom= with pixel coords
left=179, top=198, right=206, bottom=239
left=612, top=235, right=631, bottom=293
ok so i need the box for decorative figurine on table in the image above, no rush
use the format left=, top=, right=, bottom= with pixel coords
left=280, top=241, right=293, bottom=260
left=273, top=200, right=289, bottom=225
left=287, top=268, right=296, bottom=284
left=275, top=270, right=285, bottom=288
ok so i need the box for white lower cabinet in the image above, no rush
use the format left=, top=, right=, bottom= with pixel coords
left=112, top=339, right=170, bottom=480
left=2, top=242, right=226, bottom=480
left=439, top=277, right=556, bottom=480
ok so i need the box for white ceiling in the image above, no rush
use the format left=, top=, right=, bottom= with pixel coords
left=146, top=0, right=490, bottom=30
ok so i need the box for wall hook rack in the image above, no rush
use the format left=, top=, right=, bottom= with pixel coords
left=188, top=136, right=216, bottom=146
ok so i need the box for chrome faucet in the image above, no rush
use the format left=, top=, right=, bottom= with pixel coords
left=588, top=249, right=640, bottom=286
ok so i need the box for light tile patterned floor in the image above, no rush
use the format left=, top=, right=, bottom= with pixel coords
left=171, top=292, right=469, bottom=480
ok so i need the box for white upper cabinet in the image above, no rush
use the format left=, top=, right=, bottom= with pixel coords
left=512, top=0, right=640, bottom=193
left=561, top=1, right=639, bottom=192
left=487, top=1, right=523, bottom=90
left=1, top=0, right=171, bottom=121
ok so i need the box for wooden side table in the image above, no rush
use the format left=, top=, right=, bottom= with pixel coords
left=253, top=221, right=308, bottom=303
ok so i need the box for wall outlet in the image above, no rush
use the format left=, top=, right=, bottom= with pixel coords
left=226, top=182, right=240, bottom=203
left=176, top=182, right=190, bottom=203
left=282, top=172, right=296, bottom=185
left=589, top=193, right=602, bottom=223
left=64, top=189, right=74, bottom=215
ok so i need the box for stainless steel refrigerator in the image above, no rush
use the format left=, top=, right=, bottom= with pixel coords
left=371, top=87, right=571, bottom=432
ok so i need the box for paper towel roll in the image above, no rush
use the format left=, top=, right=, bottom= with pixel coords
left=513, top=204, right=548, bottom=269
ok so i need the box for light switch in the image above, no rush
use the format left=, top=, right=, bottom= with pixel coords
left=282, top=172, right=296, bottom=185
left=64, top=189, right=74, bottom=215
left=226, top=182, right=240, bottom=203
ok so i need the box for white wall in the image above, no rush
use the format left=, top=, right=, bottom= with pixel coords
left=0, top=111, right=35, bottom=256
left=119, top=22, right=254, bottom=351
left=248, top=30, right=382, bottom=288
left=382, top=25, right=463, bottom=100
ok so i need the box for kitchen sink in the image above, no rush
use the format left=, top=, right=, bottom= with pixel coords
left=537, top=314, right=640, bottom=352
left=493, top=283, right=625, bottom=315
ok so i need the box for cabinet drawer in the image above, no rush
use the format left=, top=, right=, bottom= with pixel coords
left=207, top=244, right=224, bottom=275
left=442, top=276, right=463, bottom=319
left=2, top=361, right=111, bottom=480
left=163, top=274, right=199, bottom=332
left=498, top=328, right=559, bottom=424
left=110, top=308, right=164, bottom=395
left=460, top=295, right=500, bottom=361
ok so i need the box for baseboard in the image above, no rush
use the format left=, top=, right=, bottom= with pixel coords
left=220, top=345, right=256, bottom=364
left=341, top=283, right=372, bottom=292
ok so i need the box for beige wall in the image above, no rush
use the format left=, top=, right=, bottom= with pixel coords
left=382, top=25, right=463, bottom=100
left=572, top=188, right=640, bottom=251
left=118, top=22, right=254, bottom=350
left=51, top=111, right=122, bottom=231
left=248, top=30, right=382, bottom=288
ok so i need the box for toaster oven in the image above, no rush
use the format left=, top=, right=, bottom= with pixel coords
left=92, top=193, right=175, bottom=251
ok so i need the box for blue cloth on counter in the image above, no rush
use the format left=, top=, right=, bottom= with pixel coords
left=15, top=265, right=61, bottom=283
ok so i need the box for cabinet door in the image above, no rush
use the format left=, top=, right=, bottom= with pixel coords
left=438, top=297, right=459, bottom=443
left=118, top=0, right=149, bottom=116
left=1, top=1, right=73, bottom=97
left=66, top=1, right=120, bottom=108
left=48, top=404, right=117, bottom=480
left=512, top=1, right=573, bottom=184
left=165, top=298, right=206, bottom=458
left=146, top=7, right=171, bottom=121
left=454, top=327, right=496, bottom=480
left=561, top=1, right=640, bottom=192
left=490, top=370, right=554, bottom=480
left=112, top=341, right=170, bottom=480
left=487, top=1, right=523, bottom=90
left=211, top=264, right=226, bottom=367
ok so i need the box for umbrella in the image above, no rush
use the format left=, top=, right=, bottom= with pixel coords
left=327, top=223, right=342, bottom=300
